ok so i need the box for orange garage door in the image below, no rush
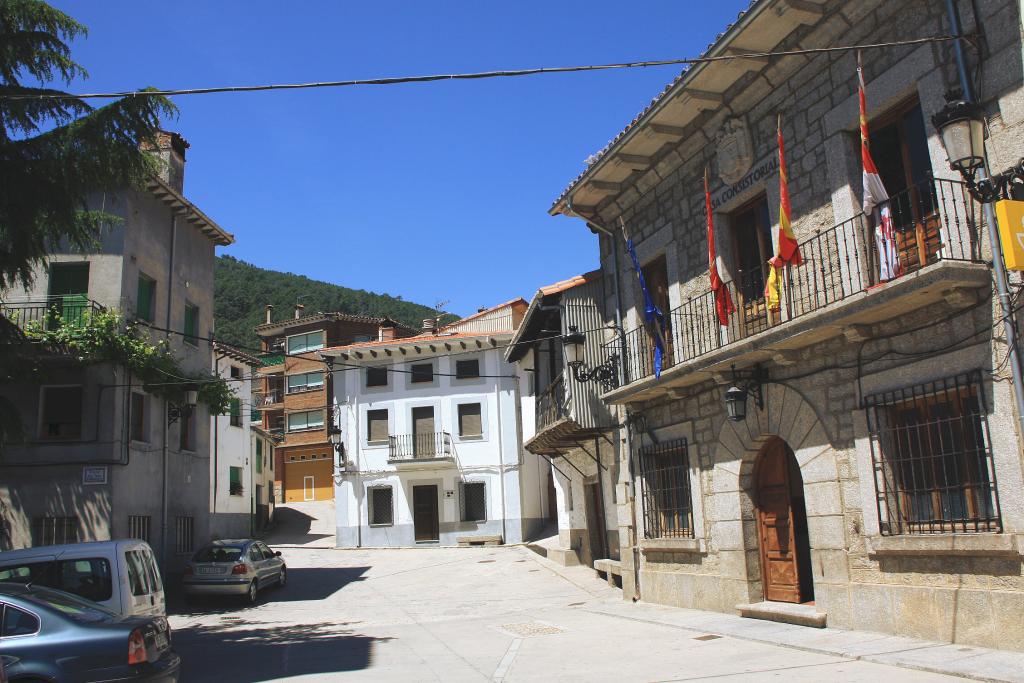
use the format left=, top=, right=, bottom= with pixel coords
left=284, top=454, right=333, bottom=502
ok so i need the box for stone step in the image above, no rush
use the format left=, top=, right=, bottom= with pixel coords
left=736, top=601, right=827, bottom=628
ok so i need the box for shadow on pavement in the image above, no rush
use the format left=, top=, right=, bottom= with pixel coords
left=263, top=505, right=335, bottom=547
left=173, top=621, right=389, bottom=682
left=169, top=566, right=371, bottom=615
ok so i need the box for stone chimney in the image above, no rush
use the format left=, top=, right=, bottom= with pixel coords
left=422, top=318, right=436, bottom=334
left=294, top=304, right=305, bottom=319
left=265, top=304, right=274, bottom=324
left=140, top=130, right=188, bottom=193
left=378, top=323, right=396, bottom=342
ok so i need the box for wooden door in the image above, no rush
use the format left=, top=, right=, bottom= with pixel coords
left=585, top=482, right=606, bottom=562
left=413, top=485, right=439, bottom=542
left=412, top=406, right=435, bottom=458
left=755, top=441, right=801, bottom=603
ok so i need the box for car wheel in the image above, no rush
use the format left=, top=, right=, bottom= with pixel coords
left=245, top=580, right=258, bottom=604
left=277, top=566, right=287, bottom=588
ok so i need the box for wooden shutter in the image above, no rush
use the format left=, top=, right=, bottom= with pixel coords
left=458, top=403, right=482, bottom=437
left=367, top=409, right=389, bottom=442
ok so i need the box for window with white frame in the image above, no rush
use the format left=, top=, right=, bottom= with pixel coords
left=287, top=371, right=324, bottom=394
left=366, top=409, right=389, bottom=444
left=457, top=403, right=483, bottom=438
left=287, top=410, right=325, bottom=432
left=287, top=331, right=324, bottom=354
left=460, top=481, right=486, bottom=522
left=369, top=486, right=393, bottom=526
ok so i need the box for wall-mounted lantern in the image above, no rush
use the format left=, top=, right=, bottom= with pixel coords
left=561, top=325, right=619, bottom=392
left=723, top=364, right=766, bottom=422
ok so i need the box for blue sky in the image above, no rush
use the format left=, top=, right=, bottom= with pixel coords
left=53, top=1, right=749, bottom=317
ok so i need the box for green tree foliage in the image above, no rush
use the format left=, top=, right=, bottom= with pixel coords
left=24, top=309, right=233, bottom=415
left=214, top=255, right=453, bottom=349
left=0, top=0, right=176, bottom=289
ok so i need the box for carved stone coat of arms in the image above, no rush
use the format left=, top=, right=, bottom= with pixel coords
left=716, top=117, right=754, bottom=186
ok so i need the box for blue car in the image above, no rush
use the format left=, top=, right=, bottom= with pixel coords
left=0, top=582, right=180, bottom=682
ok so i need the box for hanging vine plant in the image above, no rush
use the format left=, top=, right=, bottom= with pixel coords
left=25, top=309, right=233, bottom=414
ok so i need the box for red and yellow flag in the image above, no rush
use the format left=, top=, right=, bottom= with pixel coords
left=765, top=115, right=802, bottom=311
left=706, top=168, right=735, bottom=326
left=859, top=52, right=901, bottom=281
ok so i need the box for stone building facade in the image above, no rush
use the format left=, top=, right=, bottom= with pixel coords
left=548, top=0, right=1024, bottom=649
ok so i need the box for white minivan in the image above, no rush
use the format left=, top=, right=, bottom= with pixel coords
left=0, top=539, right=165, bottom=617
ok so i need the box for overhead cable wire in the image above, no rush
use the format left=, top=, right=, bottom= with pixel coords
left=0, top=36, right=966, bottom=101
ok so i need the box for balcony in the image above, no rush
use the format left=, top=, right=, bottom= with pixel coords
left=252, top=389, right=283, bottom=409
left=388, top=432, right=453, bottom=465
left=536, top=373, right=568, bottom=433
left=1, top=296, right=104, bottom=335
left=606, top=177, right=990, bottom=403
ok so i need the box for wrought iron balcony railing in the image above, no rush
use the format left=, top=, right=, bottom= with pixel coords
left=613, top=176, right=984, bottom=387
left=388, top=431, right=453, bottom=462
left=535, top=373, right=568, bottom=433
left=1, top=296, right=104, bottom=335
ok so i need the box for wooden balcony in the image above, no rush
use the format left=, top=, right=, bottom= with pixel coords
left=604, top=177, right=991, bottom=404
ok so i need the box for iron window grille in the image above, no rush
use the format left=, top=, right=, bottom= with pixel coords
left=369, top=486, right=394, bottom=526
left=864, top=371, right=1000, bottom=535
left=127, top=515, right=151, bottom=542
left=639, top=438, right=694, bottom=539
left=175, top=516, right=195, bottom=555
left=460, top=481, right=487, bottom=522
left=31, top=516, right=79, bottom=546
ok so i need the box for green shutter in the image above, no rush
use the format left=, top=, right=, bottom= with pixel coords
left=229, top=398, right=241, bottom=417
left=184, top=304, right=198, bottom=344
left=229, top=467, right=240, bottom=485
left=137, top=276, right=154, bottom=321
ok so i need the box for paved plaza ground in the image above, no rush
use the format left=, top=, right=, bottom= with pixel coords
left=167, top=513, right=1024, bottom=682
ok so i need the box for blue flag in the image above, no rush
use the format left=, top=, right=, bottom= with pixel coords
left=625, top=237, right=667, bottom=378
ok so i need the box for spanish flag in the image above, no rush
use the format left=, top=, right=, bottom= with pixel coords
left=706, top=168, right=735, bottom=326
left=765, top=115, right=802, bottom=311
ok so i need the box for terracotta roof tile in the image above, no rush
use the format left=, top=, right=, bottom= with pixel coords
left=539, top=269, right=602, bottom=297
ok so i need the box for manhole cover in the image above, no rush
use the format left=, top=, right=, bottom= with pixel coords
left=693, top=634, right=722, bottom=641
left=500, top=622, right=565, bottom=637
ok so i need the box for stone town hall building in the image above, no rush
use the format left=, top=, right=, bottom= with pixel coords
left=541, top=0, right=1024, bottom=649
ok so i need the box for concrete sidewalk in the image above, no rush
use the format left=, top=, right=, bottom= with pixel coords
left=535, top=555, right=1024, bottom=683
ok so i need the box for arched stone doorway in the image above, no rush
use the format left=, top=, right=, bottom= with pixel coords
left=753, top=437, right=814, bottom=604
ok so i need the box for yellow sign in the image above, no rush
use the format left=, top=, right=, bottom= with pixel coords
left=996, top=199, right=1024, bottom=271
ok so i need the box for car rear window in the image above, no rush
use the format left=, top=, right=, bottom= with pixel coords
left=19, top=586, right=117, bottom=623
left=0, top=558, right=112, bottom=603
left=192, top=545, right=244, bottom=563
left=125, top=550, right=150, bottom=597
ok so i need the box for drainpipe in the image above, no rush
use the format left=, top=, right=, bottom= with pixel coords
left=565, top=199, right=641, bottom=600
left=212, top=352, right=227, bottom=518
left=944, top=0, right=1024, bottom=444
left=495, top=364, right=509, bottom=544
left=160, top=214, right=177, bottom=567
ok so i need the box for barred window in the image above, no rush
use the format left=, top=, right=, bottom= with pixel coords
left=460, top=481, right=486, bottom=522
left=369, top=487, right=393, bottom=526
left=175, top=516, right=194, bottom=555
left=127, top=515, right=151, bottom=542
left=31, top=516, right=79, bottom=546
left=639, top=438, right=693, bottom=539
left=865, top=372, right=999, bottom=535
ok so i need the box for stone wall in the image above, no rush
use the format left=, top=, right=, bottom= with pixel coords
left=576, top=0, right=1024, bottom=649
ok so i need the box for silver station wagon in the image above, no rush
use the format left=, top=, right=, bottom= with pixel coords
left=182, top=539, right=286, bottom=604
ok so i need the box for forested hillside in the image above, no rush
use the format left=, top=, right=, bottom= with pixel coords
left=213, top=255, right=444, bottom=349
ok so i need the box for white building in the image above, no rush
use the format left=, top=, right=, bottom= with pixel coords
left=325, top=300, right=552, bottom=547
left=210, top=343, right=261, bottom=538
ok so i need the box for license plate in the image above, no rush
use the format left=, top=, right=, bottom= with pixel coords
left=198, top=567, right=222, bottom=574
left=155, top=632, right=169, bottom=650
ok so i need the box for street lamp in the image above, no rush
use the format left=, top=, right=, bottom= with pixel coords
left=932, top=92, right=1024, bottom=202
left=722, top=365, right=765, bottom=423
left=932, top=95, right=986, bottom=175
left=327, top=426, right=344, bottom=466
left=561, top=325, right=619, bottom=392
left=167, top=387, right=199, bottom=425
